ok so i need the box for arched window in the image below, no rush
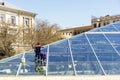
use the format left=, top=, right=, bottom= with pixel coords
left=94, top=23, right=97, bottom=28
left=103, top=23, right=106, bottom=26
left=74, top=32, right=77, bottom=35
left=98, top=23, right=101, bottom=27
left=107, top=22, right=109, bottom=24
left=113, top=20, right=115, bottom=23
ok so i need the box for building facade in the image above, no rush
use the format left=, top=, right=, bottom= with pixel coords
left=91, top=15, right=120, bottom=28
left=59, top=25, right=93, bottom=39
left=60, top=14, right=120, bottom=39
left=0, top=0, right=36, bottom=52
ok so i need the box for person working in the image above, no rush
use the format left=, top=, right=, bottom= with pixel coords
left=34, top=42, right=42, bottom=62
left=40, top=50, right=46, bottom=66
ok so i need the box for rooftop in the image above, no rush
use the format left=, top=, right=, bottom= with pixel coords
left=0, top=0, right=37, bottom=15
left=59, top=25, right=92, bottom=32
left=0, top=0, right=22, bottom=10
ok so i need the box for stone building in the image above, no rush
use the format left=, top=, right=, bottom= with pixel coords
left=59, top=25, right=93, bottom=39
left=0, top=0, right=36, bottom=52
left=91, top=15, right=120, bottom=28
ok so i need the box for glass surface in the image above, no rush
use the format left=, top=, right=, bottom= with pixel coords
left=106, top=34, right=120, bottom=45
left=26, top=50, right=34, bottom=53
left=89, top=39, right=109, bottom=45
left=87, top=34, right=106, bottom=39
left=49, top=45, right=69, bottom=54
left=51, top=39, right=68, bottom=46
left=73, top=53, right=97, bottom=61
left=75, top=61, right=103, bottom=75
left=97, top=53, right=120, bottom=61
left=92, top=45, right=116, bottom=53
left=105, top=34, right=120, bottom=53
left=48, top=63, right=74, bottom=75
left=113, top=23, right=120, bottom=31
left=71, top=34, right=87, bottom=40
left=25, top=53, right=35, bottom=62
left=19, top=63, right=41, bottom=75
left=100, top=25, right=118, bottom=32
left=70, top=39, right=89, bottom=45
left=0, top=54, right=23, bottom=63
left=71, top=45, right=93, bottom=54
left=1, top=21, right=120, bottom=76
left=49, top=54, right=71, bottom=62
left=0, top=63, right=19, bottom=75
left=113, top=45, right=120, bottom=53
left=101, top=61, right=120, bottom=74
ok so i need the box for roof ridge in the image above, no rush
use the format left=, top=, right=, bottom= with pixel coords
left=0, top=0, right=25, bottom=11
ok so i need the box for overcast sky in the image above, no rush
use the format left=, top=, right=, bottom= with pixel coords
left=5, top=0, right=120, bottom=29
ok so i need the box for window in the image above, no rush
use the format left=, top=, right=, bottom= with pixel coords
left=113, top=21, right=115, bottom=23
left=105, top=22, right=109, bottom=25
left=74, top=32, right=77, bottom=35
left=25, top=18, right=29, bottom=27
left=69, top=33, right=71, bottom=35
left=0, top=14, right=5, bottom=23
left=94, top=23, right=97, bottom=28
left=103, top=23, right=106, bottom=26
left=98, top=23, right=101, bottom=27
left=11, top=16, right=16, bottom=24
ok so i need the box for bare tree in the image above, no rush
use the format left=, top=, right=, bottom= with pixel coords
left=0, top=23, right=20, bottom=58
left=22, top=19, right=61, bottom=50
left=34, top=20, right=61, bottom=45
left=23, top=27, right=36, bottom=49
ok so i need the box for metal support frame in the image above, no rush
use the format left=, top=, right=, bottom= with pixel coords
left=46, top=44, right=49, bottom=76
left=85, top=33, right=106, bottom=75
left=16, top=63, right=22, bottom=76
left=102, top=32, right=120, bottom=57
left=85, top=32, right=120, bottom=34
left=68, top=38, right=77, bottom=76
left=16, top=52, right=25, bottom=76
left=112, top=24, right=120, bottom=31
left=22, top=52, right=25, bottom=58
left=98, top=27, right=120, bottom=57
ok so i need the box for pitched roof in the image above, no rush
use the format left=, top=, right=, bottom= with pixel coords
left=0, top=0, right=23, bottom=10
left=0, top=0, right=37, bottom=15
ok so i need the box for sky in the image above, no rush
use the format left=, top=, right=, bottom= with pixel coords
left=5, top=0, right=120, bottom=29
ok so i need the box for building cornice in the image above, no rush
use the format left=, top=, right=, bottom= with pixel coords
left=59, top=25, right=92, bottom=32
left=0, top=6, right=37, bottom=17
